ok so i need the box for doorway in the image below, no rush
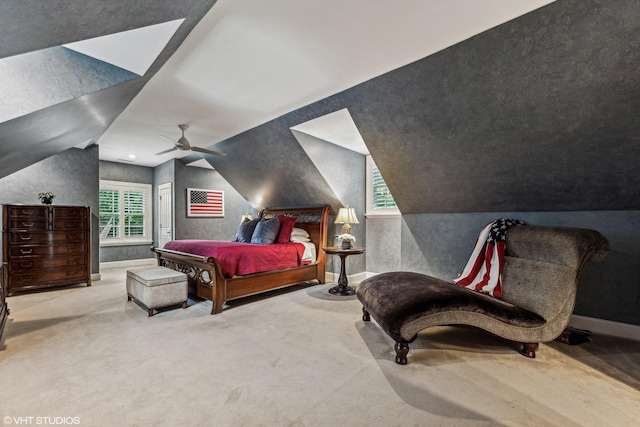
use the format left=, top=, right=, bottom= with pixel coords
left=158, top=183, right=173, bottom=247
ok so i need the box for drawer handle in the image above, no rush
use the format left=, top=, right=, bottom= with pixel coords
left=22, top=222, right=35, bottom=227
left=20, top=262, right=33, bottom=268
left=20, top=248, right=33, bottom=254
left=20, top=276, right=33, bottom=282
left=19, top=235, right=32, bottom=241
left=21, top=209, right=35, bottom=215
left=65, top=222, right=78, bottom=227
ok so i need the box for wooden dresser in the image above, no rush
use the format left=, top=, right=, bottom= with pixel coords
left=2, top=204, right=91, bottom=295
left=0, top=262, right=8, bottom=345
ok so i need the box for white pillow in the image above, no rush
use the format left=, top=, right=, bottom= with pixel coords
left=290, top=235, right=311, bottom=243
left=290, top=227, right=310, bottom=238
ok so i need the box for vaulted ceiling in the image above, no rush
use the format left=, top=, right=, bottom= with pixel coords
left=3, top=0, right=638, bottom=215
left=0, top=0, right=554, bottom=179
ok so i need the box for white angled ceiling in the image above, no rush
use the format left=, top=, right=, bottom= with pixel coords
left=97, top=0, right=555, bottom=167
left=64, top=19, right=185, bottom=76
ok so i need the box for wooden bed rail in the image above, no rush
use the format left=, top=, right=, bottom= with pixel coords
left=152, top=205, right=331, bottom=314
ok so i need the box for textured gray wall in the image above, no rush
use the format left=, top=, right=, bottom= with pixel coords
left=196, top=0, right=639, bottom=325
left=98, top=160, right=155, bottom=263
left=0, top=146, right=100, bottom=273
left=1, top=47, right=136, bottom=122
left=202, top=99, right=347, bottom=212
left=173, top=161, right=256, bottom=241
left=293, top=130, right=367, bottom=274
left=346, top=0, right=640, bottom=214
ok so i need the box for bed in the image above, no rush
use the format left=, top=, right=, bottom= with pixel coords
left=151, top=205, right=330, bottom=314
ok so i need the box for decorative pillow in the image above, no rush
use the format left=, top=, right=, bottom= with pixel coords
left=290, top=227, right=310, bottom=238
left=234, top=218, right=259, bottom=243
left=251, top=217, right=281, bottom=245
left=290, top=235, right=311, bottom=243
left=276, top=215, right=298, bottom=243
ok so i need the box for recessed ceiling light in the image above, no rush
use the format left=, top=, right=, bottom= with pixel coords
left=129, top=154, right=136, bottom=159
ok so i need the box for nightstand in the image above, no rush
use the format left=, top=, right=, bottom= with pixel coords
left=322, top=246, right=365, bottom=296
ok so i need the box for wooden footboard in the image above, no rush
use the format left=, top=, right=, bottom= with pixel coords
left=152, top=205, right=330, bottom=314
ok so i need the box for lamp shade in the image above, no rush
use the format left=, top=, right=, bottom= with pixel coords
left=335, top=207, right=359, bottom=225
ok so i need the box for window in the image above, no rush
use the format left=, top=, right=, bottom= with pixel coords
left=366, top=155, right=399, bottom=217
left=99, top=180, right=152, bottom=245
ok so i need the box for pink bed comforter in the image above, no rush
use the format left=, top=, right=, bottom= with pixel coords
left=162, top=240, right=306, bottom=278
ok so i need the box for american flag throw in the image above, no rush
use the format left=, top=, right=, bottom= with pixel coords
left=454, top=218, right=525, bottom=298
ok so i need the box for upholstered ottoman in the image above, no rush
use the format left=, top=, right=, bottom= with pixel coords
left=126, top=266, right=188, bottom=316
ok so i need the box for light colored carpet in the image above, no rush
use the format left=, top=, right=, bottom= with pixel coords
left=1, top=267, right=639, bottom=427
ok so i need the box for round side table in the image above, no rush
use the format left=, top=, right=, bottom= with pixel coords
left=322, top=246, right=365, bottom=296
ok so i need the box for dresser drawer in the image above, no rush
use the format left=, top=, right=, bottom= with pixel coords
left=8, top=244, right=86, bottom=257
left=52, top=218, right=87, bottom=230
left=10, top=267, right=88, bottom=288
left=7, top=219, right=48, bottom=231
left=7, top=206, right=47, bottom=219
left=53, top=207, right=87, bottom=219
left=7, top=231, right=87, bottom=244
left=10, top=255, right=86, bottom=271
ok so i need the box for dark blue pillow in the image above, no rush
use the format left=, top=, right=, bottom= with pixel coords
left=251, top=217, right=281, bottom=244
left=234, top=218, right=259, bottom=243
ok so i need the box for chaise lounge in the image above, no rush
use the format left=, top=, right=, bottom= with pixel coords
left=356, top=225, right=609, bottom=364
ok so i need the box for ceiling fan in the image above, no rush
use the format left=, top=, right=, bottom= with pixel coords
left=156, top=124, right=226, bottom=157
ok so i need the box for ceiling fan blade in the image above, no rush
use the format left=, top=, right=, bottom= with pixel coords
left=160, top=135, right=179, bottom=143
left=155, top=147, right=178, bottom=155
left=190, top=146, right=227, bottom=157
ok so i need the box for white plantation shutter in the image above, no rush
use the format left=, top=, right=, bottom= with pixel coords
left=124, top=190, right=146, bottom=238
left=366, top=155, right=399, bottom=216
left=99, top=181, right=151, bottom=244
left=372, top=164, right=397, bottom=209
left=99, top=189, right=120, bottom=238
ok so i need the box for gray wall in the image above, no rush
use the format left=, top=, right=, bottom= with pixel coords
left=0, top=146, right=100, bottom=274
left=173, top=160, right=255, bottom=241
left=293, top=130, right=366, bottom=275
left=99, top=160, right=155, bottom=263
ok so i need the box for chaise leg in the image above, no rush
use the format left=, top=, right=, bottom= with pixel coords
left=521, top=342, right=539, bottom=358
left=362, top=307, right=370, bottom=321
left=394, top=341, right=410, bottom=365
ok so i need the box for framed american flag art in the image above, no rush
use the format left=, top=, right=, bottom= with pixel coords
left=187, top=188, right=224, bottom=217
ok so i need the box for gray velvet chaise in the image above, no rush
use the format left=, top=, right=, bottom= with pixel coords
left=356, top=225, right=609, bottom=364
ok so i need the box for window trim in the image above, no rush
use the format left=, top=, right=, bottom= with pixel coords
left=365, top=155, right=400, bottom=218
left=99, top=180, right=153, bottom=247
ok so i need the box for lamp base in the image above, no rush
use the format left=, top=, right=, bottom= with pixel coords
left=341, top=223, right=352, bottom=234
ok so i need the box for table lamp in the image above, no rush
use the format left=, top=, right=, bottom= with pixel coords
left=335, top=206, right=359, bottom=234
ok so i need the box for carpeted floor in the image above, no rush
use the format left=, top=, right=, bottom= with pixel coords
left=1, top=267, right=639, bottom=426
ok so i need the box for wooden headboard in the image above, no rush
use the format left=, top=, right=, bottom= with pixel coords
left=259, top=205, right=330, bottom=265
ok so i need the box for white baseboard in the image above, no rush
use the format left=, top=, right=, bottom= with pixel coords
left=325, top=271, right=368, bottom=286
left=100, top=258, right=156, bottom=270
left=91, top=273, right=101, bottom=282
left=569, top=314, right=640, bottom=341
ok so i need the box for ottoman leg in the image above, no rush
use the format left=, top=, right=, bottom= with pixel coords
left=395, top=341, right=410, bottom=365
left=148, top=308, right=154, bottom=317
left=127, top=294, right=132, bottom=301
left=362, top=307, right=370, bottom=321
left=182, top=301, right=187, bottom=309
